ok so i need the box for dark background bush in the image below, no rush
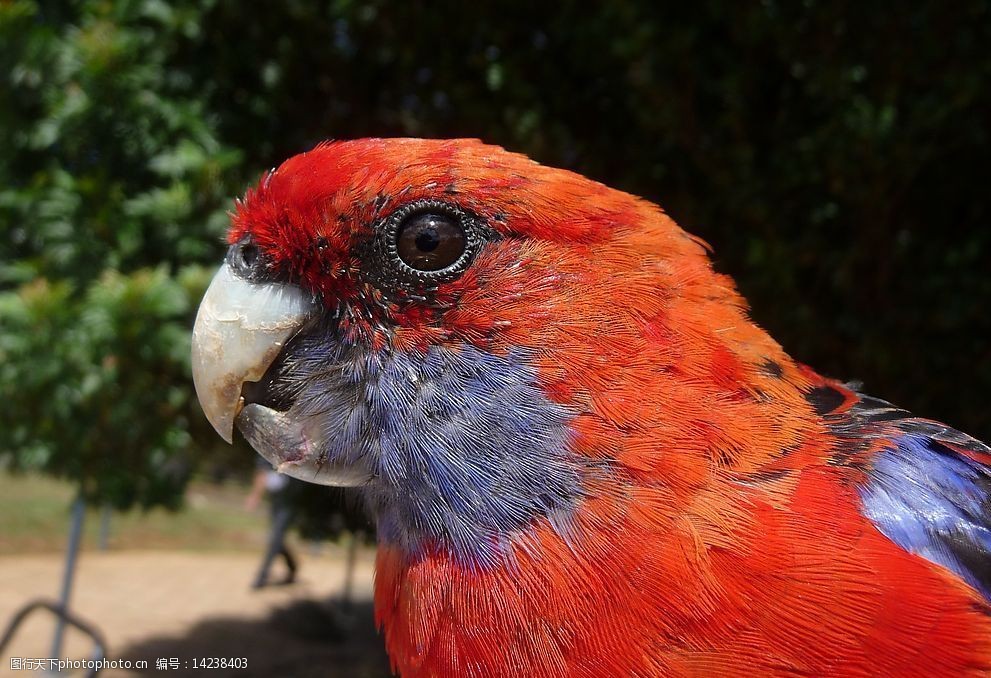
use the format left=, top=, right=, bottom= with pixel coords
left=2, top=0, right=988, bottom=509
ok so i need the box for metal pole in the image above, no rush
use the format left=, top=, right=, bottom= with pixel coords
left=342, top=531, right=358, bottom=611
left=50, top=493, right=85, bottom=659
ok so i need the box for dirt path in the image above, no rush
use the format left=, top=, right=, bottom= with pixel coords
left=0, top=548, right=390, bottom=677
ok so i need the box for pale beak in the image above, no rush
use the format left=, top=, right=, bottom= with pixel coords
left=191, top=263, right=316, bottom=443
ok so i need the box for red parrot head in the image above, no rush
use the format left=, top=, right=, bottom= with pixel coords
left=192, top=138, right=796, bottom=565
left=192, top=139, right=991, bottom=675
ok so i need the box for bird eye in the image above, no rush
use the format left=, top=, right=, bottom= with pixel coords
left=395, top=212, right=466, bottom=272
left=375, top=199, right=489, bottom=287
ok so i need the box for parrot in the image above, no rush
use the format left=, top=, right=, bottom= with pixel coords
left=190, top=138, right=991, bottom=676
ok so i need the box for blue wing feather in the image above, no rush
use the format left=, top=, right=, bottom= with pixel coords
left=859, top=433, right=991, bottom=600
left=811, top=383, right=991, bottom=601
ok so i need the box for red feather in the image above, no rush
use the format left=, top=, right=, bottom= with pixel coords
left=234, top=139, right=991, bottom=676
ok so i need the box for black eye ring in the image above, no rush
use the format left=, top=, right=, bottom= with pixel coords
left=378, top=199, right=487, bottom=286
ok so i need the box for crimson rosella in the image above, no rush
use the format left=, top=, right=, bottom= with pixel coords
left=191, top=139, right=991, bottom=676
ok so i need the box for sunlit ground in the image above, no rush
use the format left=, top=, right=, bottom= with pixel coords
left=0, top=472, right=388, bottom=677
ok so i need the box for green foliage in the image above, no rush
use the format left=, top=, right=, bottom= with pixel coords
left=0, top=266, right=212, bottom=508
left=0, top=0, right=242, bottom=508
left=0, top=0, right=241, bottom=287
left=1, top=0, right=989, bottom=513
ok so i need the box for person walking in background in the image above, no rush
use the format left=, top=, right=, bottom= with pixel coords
left=244, top=457, right=299, bottom=589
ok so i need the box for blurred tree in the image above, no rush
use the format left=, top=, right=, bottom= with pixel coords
left=0, top=268, right=210, bottom=508
left=0, top=0, right=241, bottom=509
left=1, top=0, right=989, bottom=519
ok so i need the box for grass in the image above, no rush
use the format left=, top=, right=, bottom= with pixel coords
left=0, top=471, right=270, bottom=554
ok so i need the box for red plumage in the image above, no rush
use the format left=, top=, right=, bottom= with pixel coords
left=228, top=139, right=991, bottom=676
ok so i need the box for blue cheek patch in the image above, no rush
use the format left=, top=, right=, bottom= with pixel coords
left=285, top=341, right=586, bottom=567
left=859, top=434, right=991, bottom=601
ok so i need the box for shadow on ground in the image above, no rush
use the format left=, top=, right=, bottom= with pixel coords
left=119, top=599, right=391, bottom=677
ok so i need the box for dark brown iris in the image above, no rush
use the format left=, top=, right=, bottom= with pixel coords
left=395, top=211, right=466, bottom=271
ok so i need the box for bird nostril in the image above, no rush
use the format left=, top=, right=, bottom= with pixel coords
left=240, top=244, right=260, bottom=268
left=227, top=239, right=269, bottom=280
